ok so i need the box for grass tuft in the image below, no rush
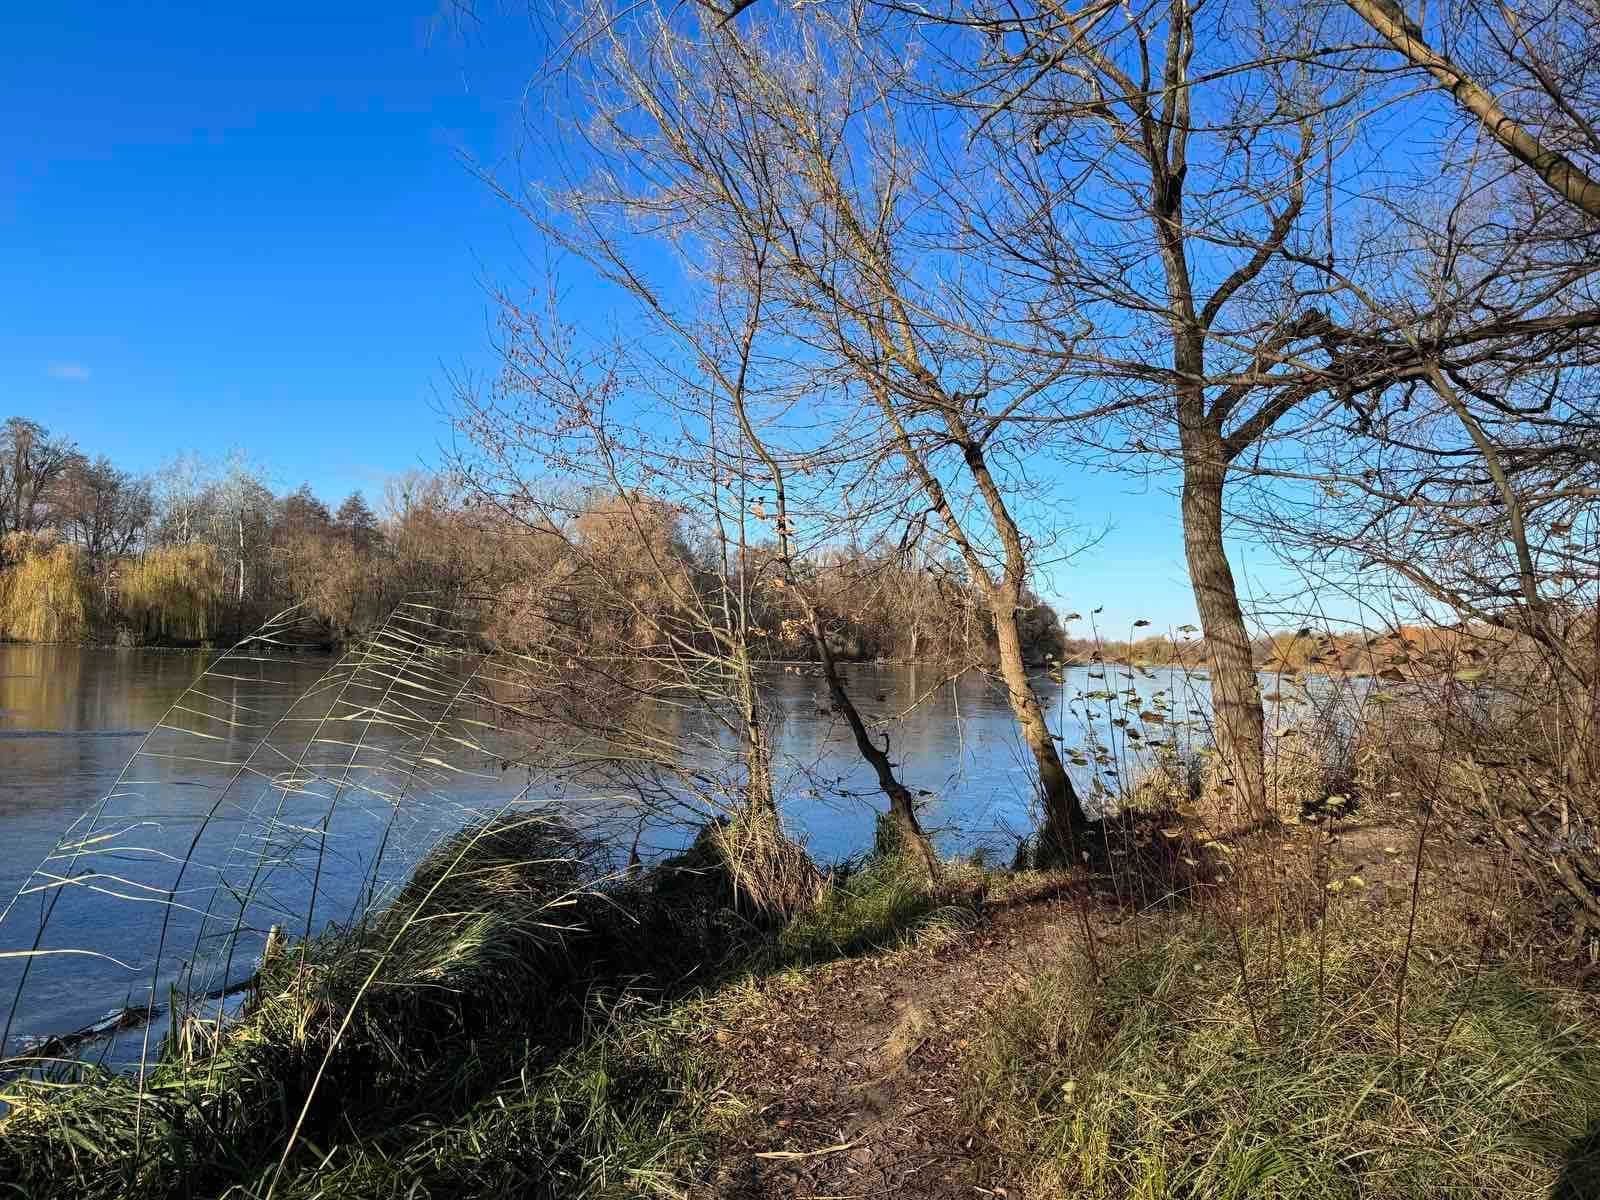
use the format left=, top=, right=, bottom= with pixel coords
left=779, top=838, right=977, bottom=964
left=239, top=995, right=731, bottom=1200
left=967, top=908, right=1600, bottom=1198
left=709, top=809, right=826, bottom=922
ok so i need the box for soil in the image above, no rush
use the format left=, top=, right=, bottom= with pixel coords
left=696, top=876, right=1101, bottom=1199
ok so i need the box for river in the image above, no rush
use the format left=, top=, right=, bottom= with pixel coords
left=0, top=642, right=1231, bottom=1060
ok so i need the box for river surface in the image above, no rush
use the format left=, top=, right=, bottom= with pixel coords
left=0, top=643, right=1246, bottom=1059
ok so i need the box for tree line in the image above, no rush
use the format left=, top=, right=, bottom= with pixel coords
left=0, top=416, right=1067, bottom=663
left=0, top=420, right=494, bottom=645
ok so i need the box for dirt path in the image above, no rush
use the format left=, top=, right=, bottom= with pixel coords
left=697, top=880, right=1106, bottom=1199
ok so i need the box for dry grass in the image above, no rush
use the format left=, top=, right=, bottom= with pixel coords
left=968, top=903, right=1600, bottom=1199
left=709, top=809, right=826, bottom=922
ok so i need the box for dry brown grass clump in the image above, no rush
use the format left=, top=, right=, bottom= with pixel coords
left=708, top=809, right=826, bottom=921
left=1263, top=729, right=1335, bottom=819
left=1348, top=697, right=1442, bottom=815
left=1119, top=748, right=1198, bottom=815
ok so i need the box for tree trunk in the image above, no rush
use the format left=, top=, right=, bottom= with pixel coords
left=735, top=650, right=775, bottom=816
left=1180, top=451, right=1268, bottom=827
left=991, top=591, right=1088, bottom=862
left=744, top=730, right=775, bottom=815
left=863, top=364, right=1087, bottom=865
left=809, top=609, right=940, bottom=882
left=725, top=377, right=940, bottom=882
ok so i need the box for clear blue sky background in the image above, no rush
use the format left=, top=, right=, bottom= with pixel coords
left=3, top=2, right=1347, bottom=632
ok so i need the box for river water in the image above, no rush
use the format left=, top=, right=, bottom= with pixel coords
left=0, top=643, right=1231, bottom=1059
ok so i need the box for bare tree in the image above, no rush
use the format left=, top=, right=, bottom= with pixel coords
left=453, top=289, right=828, bottom=914
left=872, top=0, right=1598, bottom=833
left=151, top=451, right=212, bottom=546
left=723, top=304, right=944, bottom=880
left=0, top=417, right=76, bottom=537
left=1254, top=0, right=1600, bottom=748
left=1223, top=36, right=1600, bottom=934
left=865, top=0, right=1379, bottom=827
left=516, top=7, right=1094, bottom=857
left=1343, top=0, right=1600, bottom=220
left=208, top=452, right=273, bottom=606
left=57, top=455, right=153, bottom=568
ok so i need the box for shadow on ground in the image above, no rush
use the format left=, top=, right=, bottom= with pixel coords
left=1553, top=1117, right=1600, bottom=1199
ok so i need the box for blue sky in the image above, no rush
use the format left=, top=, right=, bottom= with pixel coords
left=1, top=2, right=1355, bottom=631
left=3, top=4, right=533, bottom=493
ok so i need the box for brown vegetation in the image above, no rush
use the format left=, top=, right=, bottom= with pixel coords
left=0, top=533, right=93, bottom=643
left=0, top=416, right=1066, bottom=663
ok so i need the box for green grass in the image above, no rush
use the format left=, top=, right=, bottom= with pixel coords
left=1, top=992, right=730, bottom=1200
left=967, top=909, right=1600, bottom=1199
left=777, top=841, right=979, bottom=964
left=243, top=994, right=733, bottom=1200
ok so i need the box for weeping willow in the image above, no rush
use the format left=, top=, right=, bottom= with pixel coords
left=0, top=534, right=93, bottom=642
left=118, top=543, right=226, bottom=642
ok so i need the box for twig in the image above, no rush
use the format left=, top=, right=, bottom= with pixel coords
left=755, top=1137, right=863, bottom=1160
